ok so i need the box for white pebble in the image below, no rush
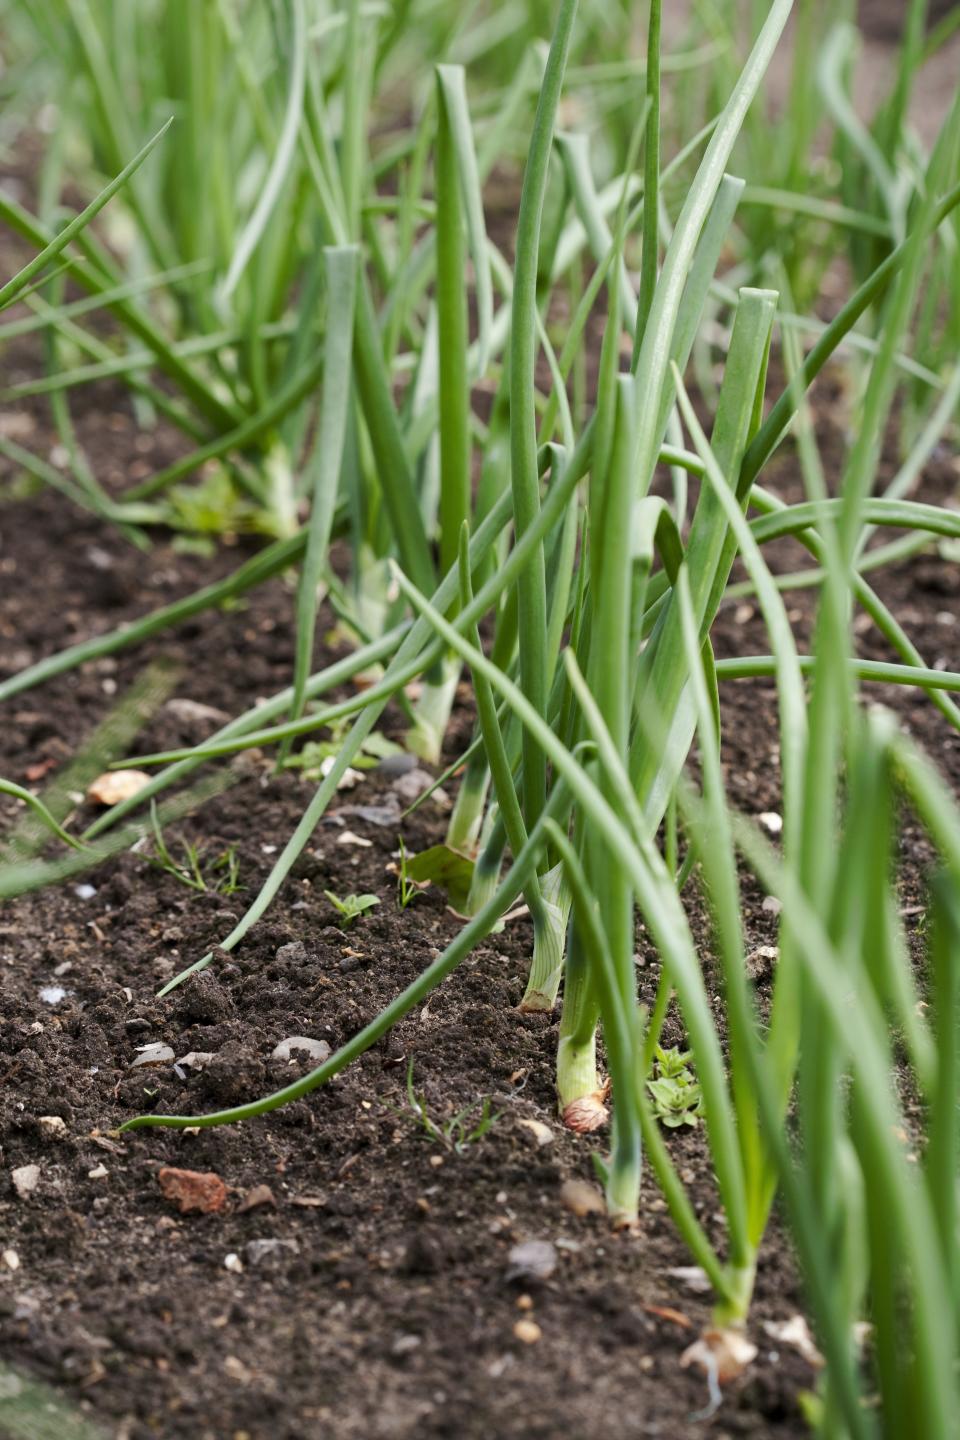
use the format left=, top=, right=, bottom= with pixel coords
left=271, top=1036, right=331, bottom=1064
left=11, top=1164, right=40, bottom=1199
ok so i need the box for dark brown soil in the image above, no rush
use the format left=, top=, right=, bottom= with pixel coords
left=3, top=367, right=959, bottom=1440
left=861, top=0, right=958, bottom=41
left=2, top=31, right=960, bottom=1440
left=1, top=488, right=820, bottom=1440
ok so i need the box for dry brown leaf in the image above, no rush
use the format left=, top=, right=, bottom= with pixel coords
left=643, top=1304, right=693, bottom=1329
left=25, top=759, right=56, bottom=782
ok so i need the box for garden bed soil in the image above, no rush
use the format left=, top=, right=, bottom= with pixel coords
left=3, top=361, right=959, bottom=1440
left=1, top=479, right=821, bottom=1440
left=3, top=7, right=960, bottom=1432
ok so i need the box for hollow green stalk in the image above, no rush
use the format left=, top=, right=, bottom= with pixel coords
left=509, top=0, right=579, bottom=828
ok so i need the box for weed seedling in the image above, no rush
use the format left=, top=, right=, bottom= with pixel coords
left=324, top=889, right=381, bottom=927
left=282, top=719, right=403, bottom=780
left=149, top=803, right=242, bottom=894
left=399, top=1059, right=500, bottom=1154
left=646, top=1046, right=704, bottom=1129
left=396, top=837, right=425, bottom=910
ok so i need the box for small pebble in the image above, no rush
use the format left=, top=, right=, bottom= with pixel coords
left=245, top=1238, right=300, bottom=1267
left=163, top=698, right=229, bottom=730
left=513, top=1319, right=542, bottom=1345
left=176, top=1051, right=216, bottom=1072
left=391, top=768, right=449, bottom=807
left=271, top=1036, right=332, bottom=1064
left=37, top=1115, right=67, bottom=1140
left=86, top=769, right=150, bottom=806
left=223, top=1355, right=252, bottom=1383
left=130, top=1042, right=175, bottom=1068
left=88, top=1164, right=108, bottom=1180
left=517, top=1118, right=554, bottom=1148
left=11, top=1164, right=40, bottom=1199
left=746, top=945, right=778, bottom=981
left=319, top=755, right=363, bottom=789
left=667, top=1266, right=712, bottom=1294
left=236, top=1184, right=276, bottom=1214
left=158, top=1167, right=228, bottom=1215
left=335, top=801, right=401, bottom=827
left=274, top=941, right=308, bottom=966
left=375, top=752, right=418, bottom=777
left=506, top=1240, right=557, bottom=1283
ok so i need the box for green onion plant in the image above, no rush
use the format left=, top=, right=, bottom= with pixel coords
left=3, top=4, right=960, bottom=1433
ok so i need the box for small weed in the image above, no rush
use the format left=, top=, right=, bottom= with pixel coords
left=160, top=470, right=266, bottom=539
left=388, top=1059, right=500, bottom=1154
left=396, top=836, right=425, bottom=910
left=149, top=802, right=242, bottom=895
left=646, top=1045, right=703, bottom=1129
left=282, top=717, right=403, bottom=780
left=324, top=888, right=381, bottom=926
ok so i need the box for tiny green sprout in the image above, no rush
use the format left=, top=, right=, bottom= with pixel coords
left=161, top=469, right=264, bottom=539
left=646, top=1045, right=704, bottom=1129
left=148, top=802, right=243, bottom=895
left=396, top=836, right=424, bottom=910
left=396, top=1059, right=500, bottom=1154
left=282, top=720, right=403, bottom=780
left=324, top=889, right=381, bottom=927
left=208, top=845, right=243, bottom=895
